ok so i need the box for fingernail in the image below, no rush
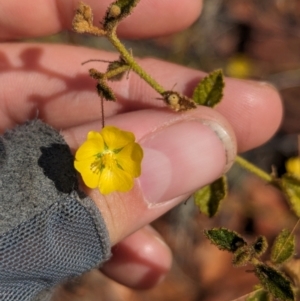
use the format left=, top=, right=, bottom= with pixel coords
left=200, top=119, right=236, bottom=172
left=138, top=119, right=236, bottom=206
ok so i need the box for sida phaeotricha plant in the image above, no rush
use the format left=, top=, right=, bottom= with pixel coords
left=72, top=1, right=300, bottom=300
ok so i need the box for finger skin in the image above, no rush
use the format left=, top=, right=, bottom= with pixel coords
left=101, top=226, right=172, bottom=289
left=0, top=0, right=202, bottom=40
left=0, top=43, right=282, bottom=153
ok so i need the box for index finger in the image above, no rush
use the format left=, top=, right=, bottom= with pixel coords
left=0, top=0, right=202, bottom=40
left=0, top=43, right=282, bottom=153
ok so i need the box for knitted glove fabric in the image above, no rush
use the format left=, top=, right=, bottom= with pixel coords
left=0, top=120, right=111, bottom=300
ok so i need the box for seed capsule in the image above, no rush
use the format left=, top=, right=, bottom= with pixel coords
left=162, top=91, right=197, bottom=112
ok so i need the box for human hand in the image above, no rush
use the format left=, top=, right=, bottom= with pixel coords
left=0, top=0, right=282, bottom=291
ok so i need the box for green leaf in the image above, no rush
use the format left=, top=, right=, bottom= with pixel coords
left=255, top=264, right=294, bottom=301
left=246, top=289, right=271, bottom=301
left=252, top=236, right=268, bottom=257
left=192, top=69, right=225, bottom=107
left=281, top=174, right=300, bottom=218
left=232, top=246, right=252, bottom=267
left=233, top=236, right=268, bottom=267
left=271, top=229, right=295, bottom=265
left=194, top=176, right=227, bottom=217
left=104, top=0, right=140, bottom=30
left=204, top=228, right=247, bottom=253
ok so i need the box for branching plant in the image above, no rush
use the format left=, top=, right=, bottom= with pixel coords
left=72, top=1, right=300, bottom=300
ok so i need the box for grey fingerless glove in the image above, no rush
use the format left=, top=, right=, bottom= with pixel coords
left=0, top=120, right=111, bottom=300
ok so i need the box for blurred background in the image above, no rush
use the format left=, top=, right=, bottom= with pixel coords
left=44, top=0, right=300, bottom=300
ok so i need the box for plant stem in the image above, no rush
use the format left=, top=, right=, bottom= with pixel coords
left=104, top=65, right=131, bottom=80
left=100, top=96, right=105, bottom=128
left=107, top=29, right=165, bottom=95
left=235, top=156, right=273, bottom=182
left=106, top=30, right=272, bottom=185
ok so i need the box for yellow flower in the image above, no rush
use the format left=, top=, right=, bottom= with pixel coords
left=74, top=126, right=143, bottom=195
left=226, top=54, right=252, bottom=79
left=286, top=157, right=300, bottom=177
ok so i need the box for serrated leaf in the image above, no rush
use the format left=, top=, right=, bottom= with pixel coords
left=255, top=264, right=294, bottom=301
left=194, top=176, right=227, bottom=217
left=103, top=0, right=140, bottom=30
left=281, top=174, right=300, bottom=217
left=204, top=228, right=247, bottom=253
left=246, top=289, right=271, bottom=301
left=252, top=236, right=268, bottom=257
left=192, top=69, right=224, bottom=107
left=271, top=229, right=295, bottom=265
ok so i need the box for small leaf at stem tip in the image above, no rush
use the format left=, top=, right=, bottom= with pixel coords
left=194, top=176, right=227, bottom=217
left=72, top=2, right=93, bottom=33
left=204, top=228, right=247, bottom=253
left=254, top=264, right=294, bottom=301
left=246, top=289, right=271, bottom=301
left=103, top=0, right=140, bottom=31
left=252, top=236, right=268, bottom=257
left=89, top=68, right=103, bottom=80
left=96, top=80, right=116, bottom=101
left=281, top=173, right=300, bottom=218
left=232, top=246, right=252, bottom=267
left=107, top=56, right=129, bottom=81
left=271, top=229, right=295, bottom=265
left=192, top=69, right=225, bottom=107
left=72, top=3, right=106, bottom=36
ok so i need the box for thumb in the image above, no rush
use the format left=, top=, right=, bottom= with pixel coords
left=63, top=107, right=236, bottom=245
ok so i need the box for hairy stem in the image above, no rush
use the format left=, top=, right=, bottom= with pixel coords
left=104, top=65, right=131, bottom=80
left=235, top=156, right=273, bottom=182
left=107, top=29, right=165, bottom=95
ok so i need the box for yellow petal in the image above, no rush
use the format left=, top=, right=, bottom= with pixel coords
left=74, top=159, right=100, bottom=188
left=101, top=126, right=135, bottom=150
left=87, top=131, right=102, bottom=141
left=98, top=165, right=134, bottom=194
left=116, top=142, right=143, bottom=177
left=75, top=136, right=105, bottom=160
left=286, top=157, right=300, bottom=177
left=74, top=127, right=142, bottom=194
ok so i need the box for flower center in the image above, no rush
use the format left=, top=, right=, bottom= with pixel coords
left=102, top=151, right=115, bottom=169
left=90, top=151, right=116, bottom=174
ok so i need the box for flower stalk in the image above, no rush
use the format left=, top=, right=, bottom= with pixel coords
left=235, top=155, right=273, bottom=183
